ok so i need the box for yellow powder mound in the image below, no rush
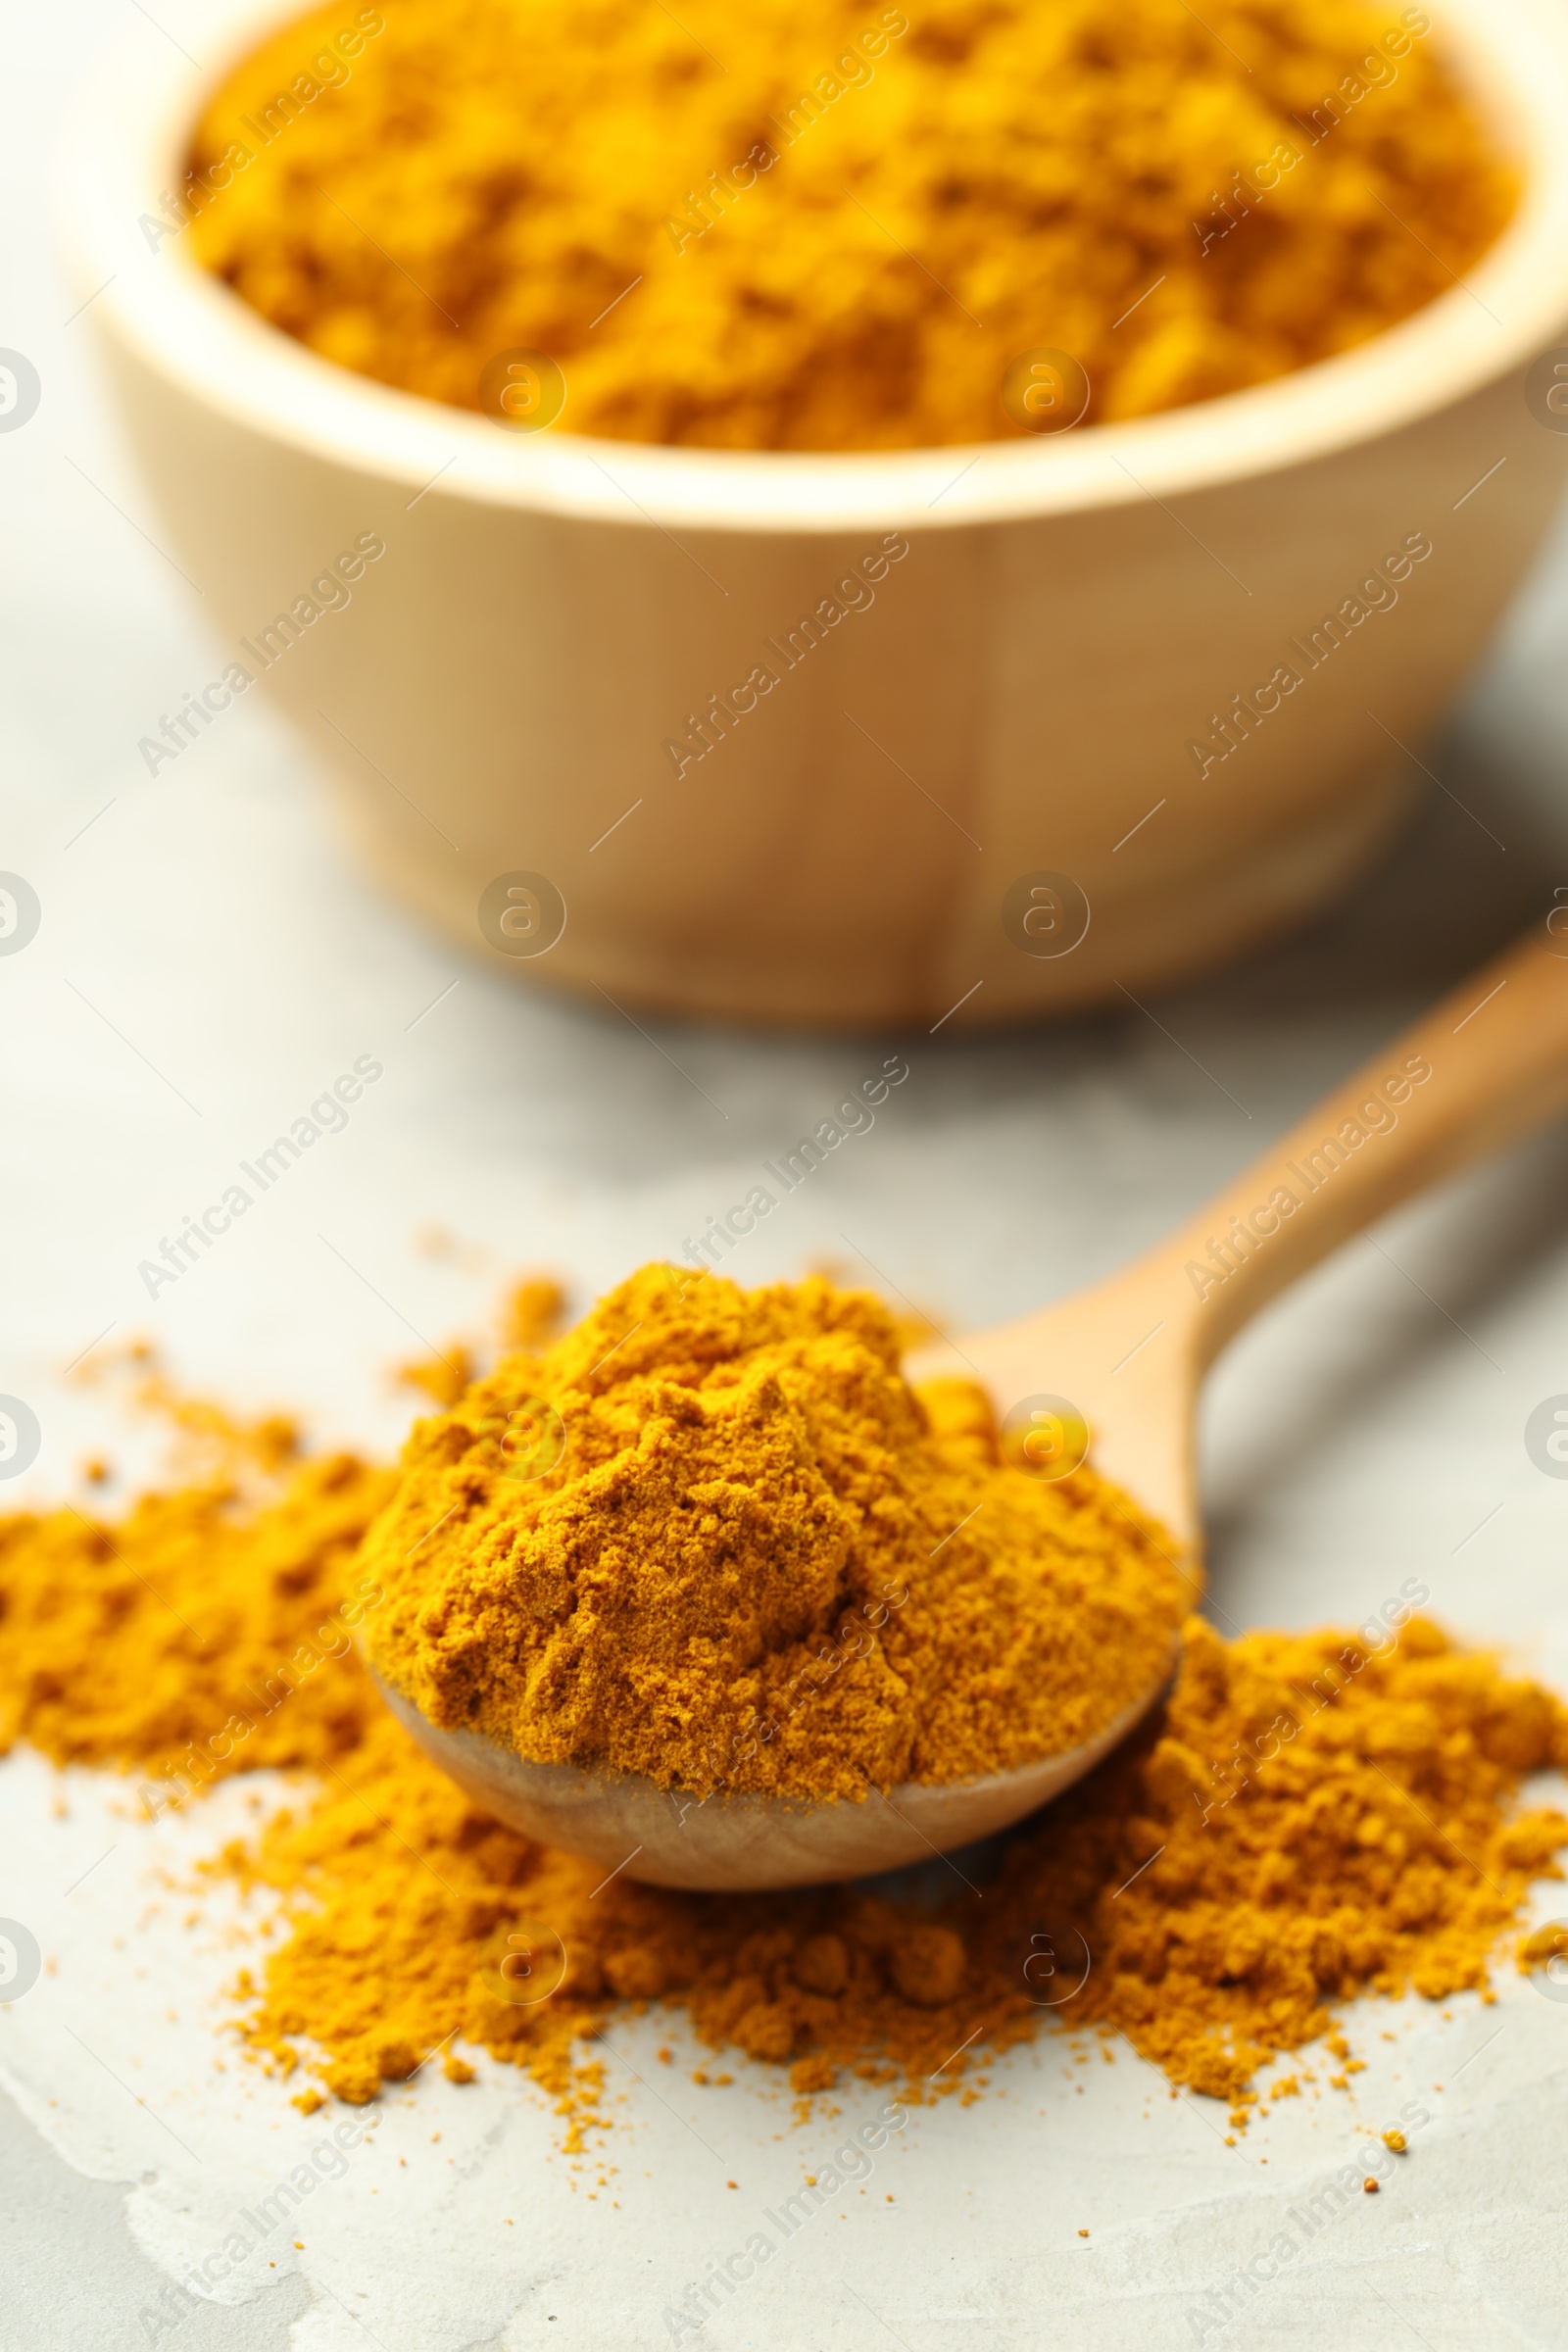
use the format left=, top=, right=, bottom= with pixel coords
left=180, top=0, right=1514, bottom=450
left=358, top=1267, right=1187, bottom=1797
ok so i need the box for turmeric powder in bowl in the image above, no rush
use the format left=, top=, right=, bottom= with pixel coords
left=182, top=0, right=1515, bottom=451
left=359, top=1268, right=1187, bottom=1798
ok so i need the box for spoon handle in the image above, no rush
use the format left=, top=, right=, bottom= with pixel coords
left=1157, top=914, right=1568, bottom=1371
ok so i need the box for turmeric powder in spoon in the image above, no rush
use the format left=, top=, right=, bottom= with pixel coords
left=360, top=1267, right=1186, bottom=1799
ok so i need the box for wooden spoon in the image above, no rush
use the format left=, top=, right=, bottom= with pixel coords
left=384, top=920, right=1568, bottom=1890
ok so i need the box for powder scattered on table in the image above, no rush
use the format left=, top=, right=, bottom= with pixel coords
left=1, top=1273, right=1564, bottom=2136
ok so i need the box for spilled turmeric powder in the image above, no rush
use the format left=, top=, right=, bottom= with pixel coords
left=0, top=1275, right=1565, bottom=2130
left=224, top=1611, right=1567, bottom=2112
left=361, top=1266, right=1185, bottom=1798
left=181, top=0, right=1515, bottom=451
left=0, top=1449, right=391, bottom=1796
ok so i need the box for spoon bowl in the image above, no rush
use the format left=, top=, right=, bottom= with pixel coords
left=375, top=1670, right=1171, bottom=1891
left=381, top=917, right=1568, bottom=1889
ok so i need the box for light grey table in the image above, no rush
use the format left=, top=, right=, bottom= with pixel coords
left=4, top=5, right=1568, bottom=2347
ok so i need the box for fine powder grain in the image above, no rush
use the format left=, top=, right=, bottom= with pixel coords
left=0, top=1300, right=1565, bottom=2129
left=179, top=0, right=1515, bottom=450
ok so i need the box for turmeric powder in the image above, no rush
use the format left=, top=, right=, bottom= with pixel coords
left=1, top=1276, right=1565, bottom=2130
left=360, top=1266, right=1186, bottom=1798
left=236, top=1612, right=1561, bottom=2112
left=182, top=0, right=1514, bottom=451
left=0, top=1450, right=393, bottom=1796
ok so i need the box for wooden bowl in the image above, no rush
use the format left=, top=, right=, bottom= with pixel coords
left=60, top=0, right=1568, bottom=1030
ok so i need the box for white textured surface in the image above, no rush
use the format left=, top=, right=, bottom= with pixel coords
left=5, top=3, right=1568, bottom=2346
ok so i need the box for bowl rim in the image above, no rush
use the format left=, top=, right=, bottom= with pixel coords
left=57, top=0, right=1568, bottom=536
